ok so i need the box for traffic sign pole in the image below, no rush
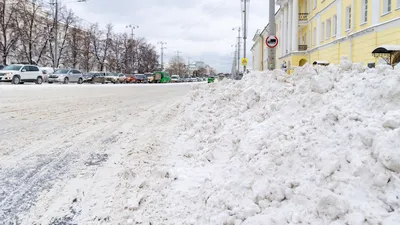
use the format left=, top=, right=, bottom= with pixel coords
left=268, top=0, right=276, bottom=70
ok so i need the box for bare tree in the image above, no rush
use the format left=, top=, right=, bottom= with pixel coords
left=167, top=56, right=186, bottom=75
left=48, top=6, right=77, bottom=68
left=14, top=0, right=53, bottom=65
left=64, top=25, right=82, bottom=69
left=0, top=0, right=19, bottom=65
left=209, top=67, right=217, bottom=76
left=91, top=23, right=112, bottom=71
left=108, top=32, right=125, bottom=72
left=80, top=24, right=94, bottom=72
left=138, top=41, right=158, bottom=73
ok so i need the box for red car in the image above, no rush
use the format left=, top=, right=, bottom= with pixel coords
left=126, top=75, right=137, bottom=83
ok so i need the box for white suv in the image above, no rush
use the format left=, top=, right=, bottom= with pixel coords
left=0, top=64, right=44, bottom=85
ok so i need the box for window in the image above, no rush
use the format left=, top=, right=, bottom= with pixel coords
left=346, top=6, right=352, bottom=30
left=313, top=27, right=316, bottom=45
left=314, top=0, right=317, bottom=9
left=383, top=0, right=392, bottom=13
left=398, top=0, right=400, bottom=9
left=362, top=0, right=368, bottom=23
left=29, top=66, right=39, bottom=72
left=321, top=22, right=325, bottom=41
left=333, top=15, right=337, bottom=36
left=326, top=19, right=331, bottom=39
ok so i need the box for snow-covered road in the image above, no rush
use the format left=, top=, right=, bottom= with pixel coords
left=0, top=84, right=192, bottom=224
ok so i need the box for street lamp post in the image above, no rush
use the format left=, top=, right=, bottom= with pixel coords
left=241, top=0, right=250, bottom=73
left=176, top=51, right=182, bottom=75
left=51, top=0, right=86, bottom=70
left=233, top=27, right=241, bottom=74
left=126, top=24, right=139, bottom=73
left=157, top=41, right=167, bottom=71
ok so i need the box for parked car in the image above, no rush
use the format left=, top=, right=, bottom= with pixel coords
left=144, top=73, right=154, bottom=83
left=190, top=77, right=197, bottom=82
left=134, top=74, right=147, bottom=83
left=125, top=74, right=136, bottom=83
left=0, top=64, right=44, bottom=84
left=150, top=71, right=171, bottom=83
left=40, top=67, right=55, bottom=82
left=85, top=72, right=106, bottom=84
left=171, top=75, right=180, bottom=83
left=107, top=73, right=126, bottom=84
left=0, top=65, right=5, bottom=70
left=48, top=69, right=84, bottom=84
left=183, top=77, right=190, bottom=82
left=196, top=77, right=203, bottom=82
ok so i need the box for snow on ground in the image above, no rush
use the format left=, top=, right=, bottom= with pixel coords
left=1, top=61, right=400, bottom=225
left=0, top=84, right=194, bottom=224
left=129, top=59, right=400, bottom=224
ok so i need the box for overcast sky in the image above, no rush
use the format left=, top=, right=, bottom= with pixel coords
left=67, top=0, right=271, bottom=73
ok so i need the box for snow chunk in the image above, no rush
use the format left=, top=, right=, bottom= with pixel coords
left=373, top=129, right=400, bottom=172
left=339, top=56, right=352, bottom=70
left=383, top=110, right=400, bottom=129
left=317, top=194, right=349, bottom=220
left=311, top=75, right=334, bottom=94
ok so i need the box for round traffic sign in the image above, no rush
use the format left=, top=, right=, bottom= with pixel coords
left=266, top=35, right=278, bottom=48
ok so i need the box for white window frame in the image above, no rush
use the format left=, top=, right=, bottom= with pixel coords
left=383, top=0, right=392, bottom=14
left=326, top=19, right=331, bottom=39
left=332, top=15, right=337, bottom=36
left=346, top=6, right=352, bottom=31
left=361, top=0, right=368, bottom=24
left=313, top=27, right=316, bottom=45
left=314, top=0, right=317, bottom=9
left=321, top=22, right=325, bottom=42
left=397, top=0, right=400, bottom=10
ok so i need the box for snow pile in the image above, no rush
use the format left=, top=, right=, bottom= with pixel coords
left=137, top=58, right=400, bottom=225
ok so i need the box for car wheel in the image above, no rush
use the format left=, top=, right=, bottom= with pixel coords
left=64, top=77, right=69, bottom=84
left=35, top=76, right=43, bottom=85
left=12, top=75, right=20, bottom=85
left=78, top=78, right=83, bottom=84
left=48, top=81, right=53, bottom=84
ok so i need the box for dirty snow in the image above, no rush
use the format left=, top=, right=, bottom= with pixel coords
left=1, top=58, right=400, bottom=225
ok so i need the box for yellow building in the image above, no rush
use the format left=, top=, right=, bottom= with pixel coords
left=253, top=0, right=400, bottom=72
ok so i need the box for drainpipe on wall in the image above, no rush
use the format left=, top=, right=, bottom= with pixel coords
left=346, top=0, right=355, bottom=62
left=260, top=34, right=263, bottom=71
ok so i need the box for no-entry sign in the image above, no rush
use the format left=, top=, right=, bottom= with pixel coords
left=266, top=35, right=278, bottom=48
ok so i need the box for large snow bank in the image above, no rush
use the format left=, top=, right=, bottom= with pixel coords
left=137, top=59, right=400, bottom=224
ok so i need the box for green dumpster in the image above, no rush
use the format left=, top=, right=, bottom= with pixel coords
left=208, top=77, right=215, bottom=83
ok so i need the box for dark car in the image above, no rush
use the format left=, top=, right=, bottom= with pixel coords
left=0, top=65, right=5, bottom=70
left=134, top=74, right=147, bottom=83
left=85, top=72, right=106, bottom=84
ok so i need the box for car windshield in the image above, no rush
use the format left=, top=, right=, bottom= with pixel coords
left=171, top=75, right=179, bottom=79
left=2, top=65, right=22, bottom=71
left=54, top=69, right=70, bottom=74
left=135, top=74, right=144, bottom=78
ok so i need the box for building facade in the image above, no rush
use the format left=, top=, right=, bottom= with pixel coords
left=251, top=24, right=271, bottom=71
left=253, top=0, right=400, bottom=73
